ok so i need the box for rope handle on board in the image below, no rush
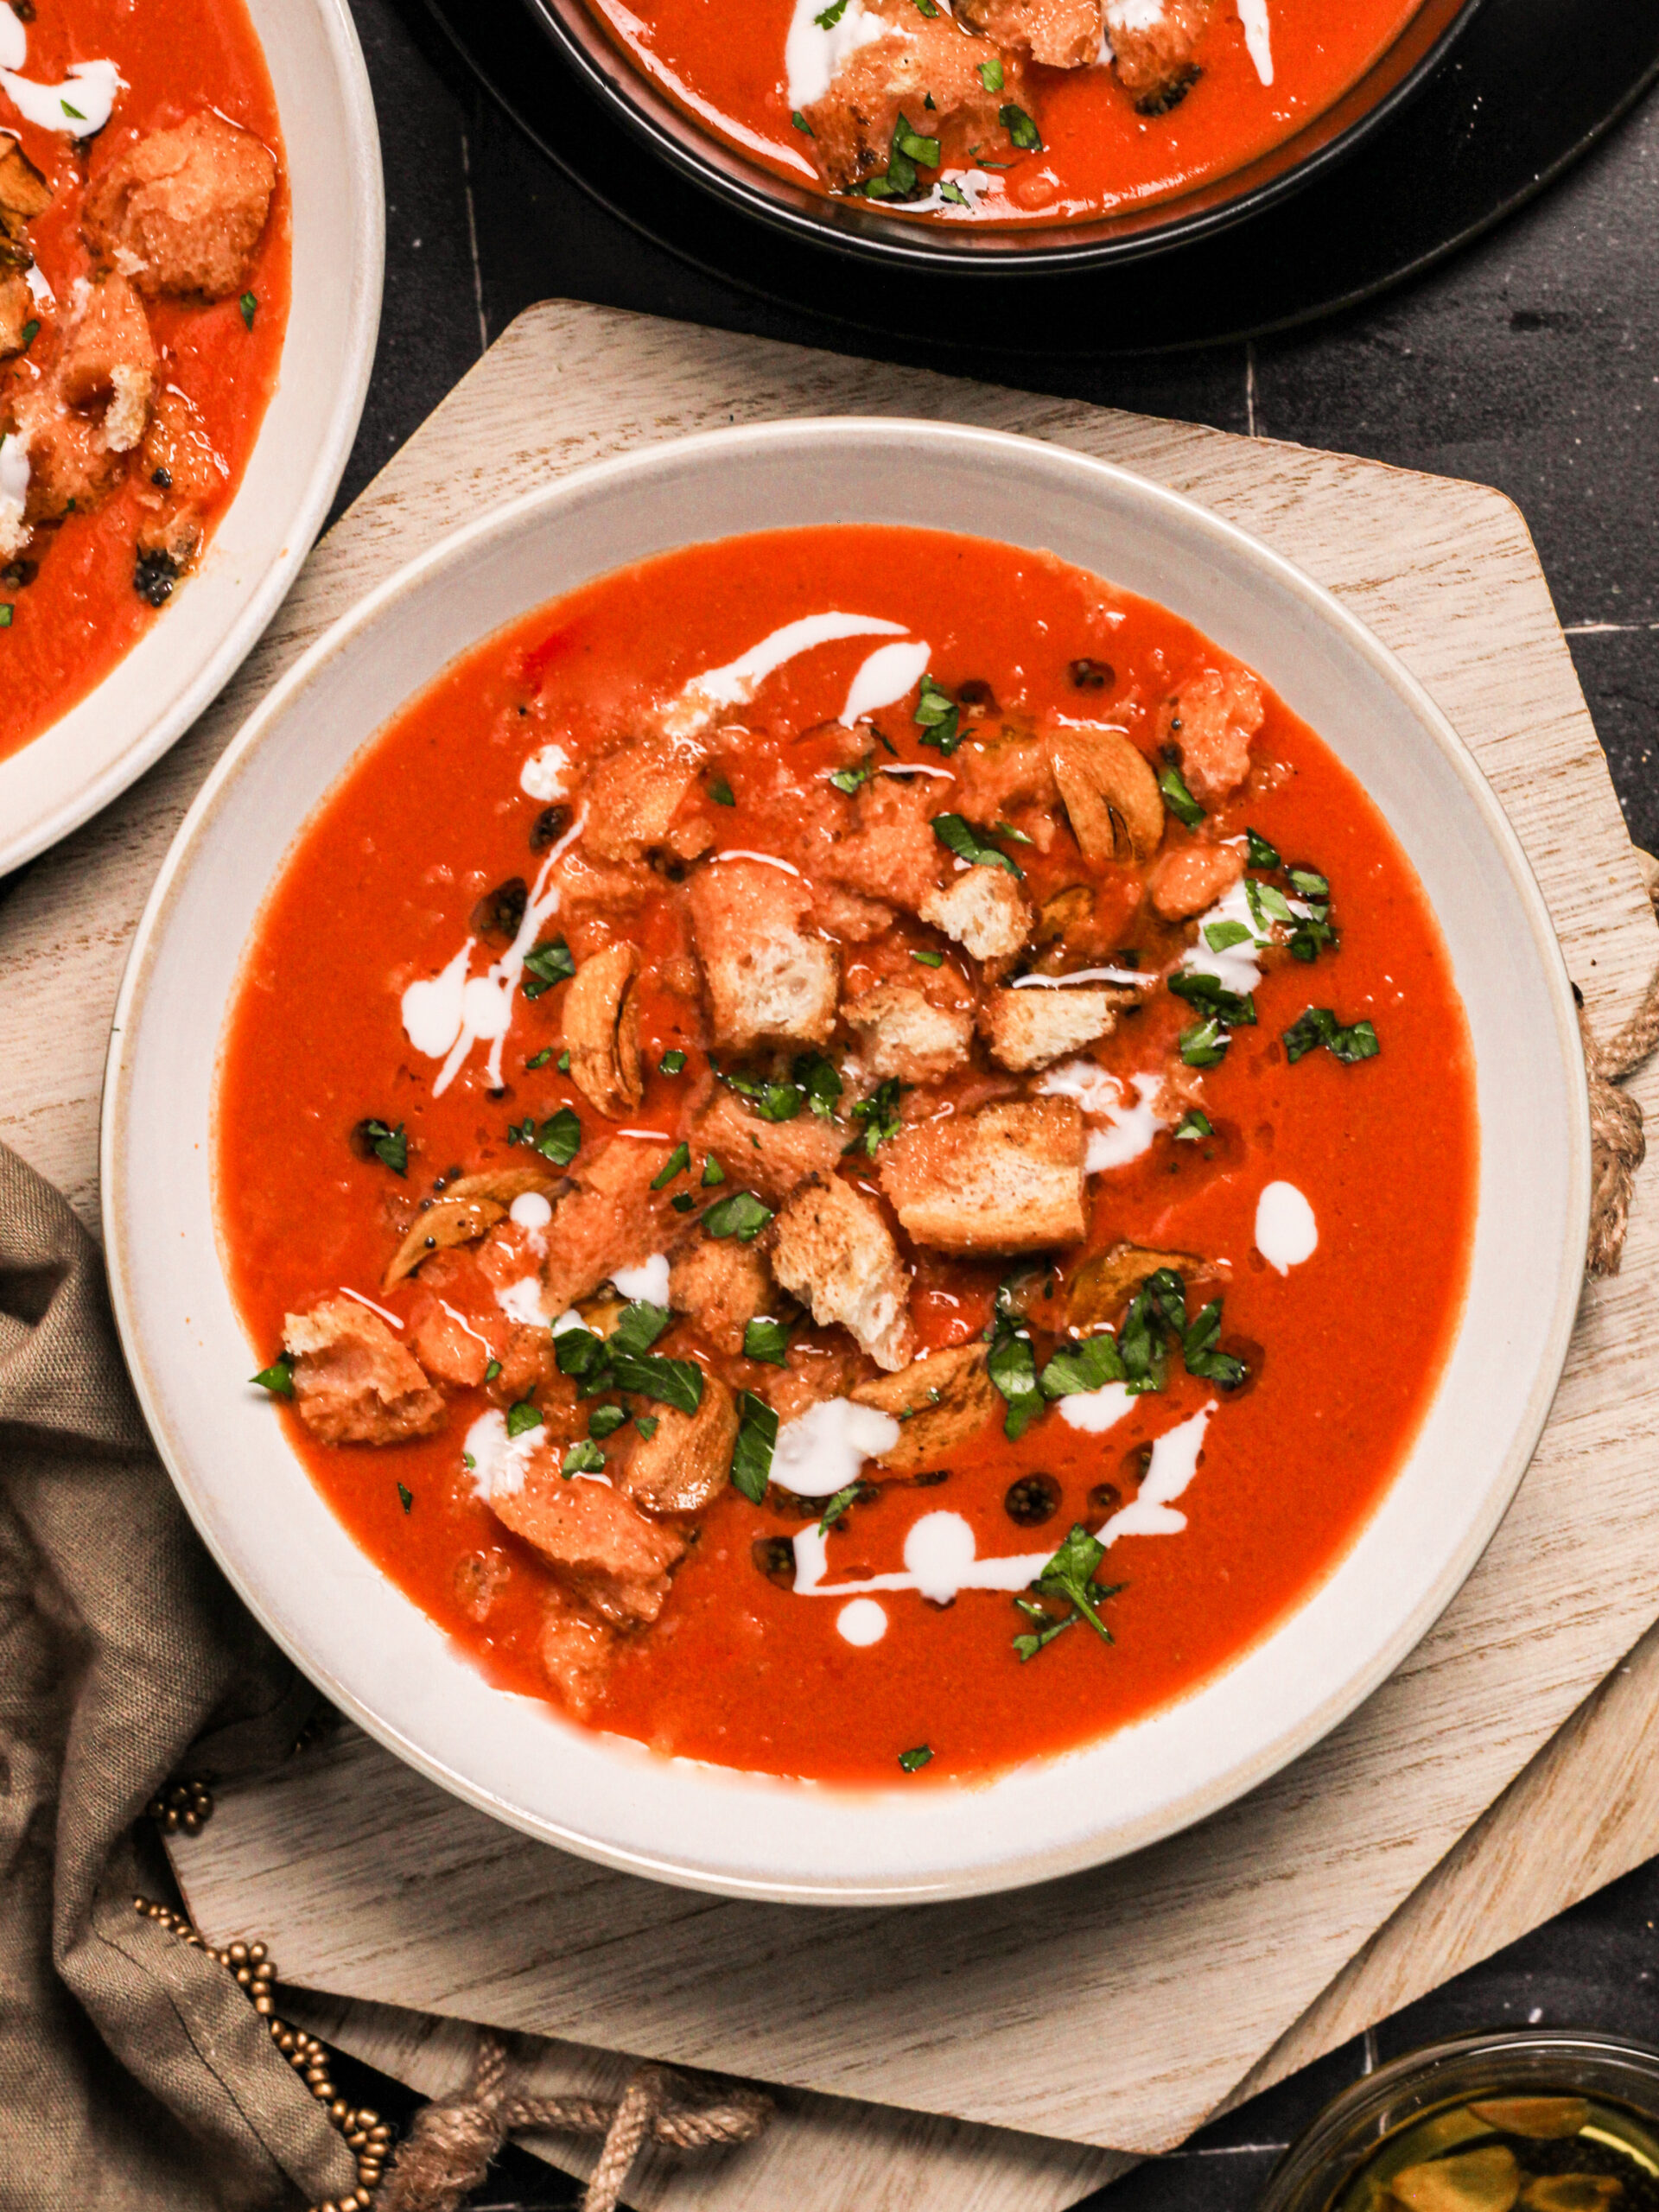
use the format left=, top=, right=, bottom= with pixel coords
left=1584, top=847, right=1659, bottom=1278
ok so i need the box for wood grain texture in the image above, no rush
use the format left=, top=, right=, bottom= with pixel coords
left=11, top=299, right=1649, bottom=2171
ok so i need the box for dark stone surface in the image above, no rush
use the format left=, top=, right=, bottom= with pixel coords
left=315, top=4, right=1659, bottom=2199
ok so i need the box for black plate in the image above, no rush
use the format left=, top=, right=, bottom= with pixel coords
left=418, top=0, right=1659, bottom=351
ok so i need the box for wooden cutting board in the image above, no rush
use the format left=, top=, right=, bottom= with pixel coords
left=6, top=301, right=1657, bottom=2208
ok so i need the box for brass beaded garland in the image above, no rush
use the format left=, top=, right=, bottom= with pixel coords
left=142, top=1777, right=214, bottom=1834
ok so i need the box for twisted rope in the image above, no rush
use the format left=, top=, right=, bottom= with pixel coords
left=377, top=2028, right=771, bottom=2212
left=1583, top=851, right=1659, bottom=1278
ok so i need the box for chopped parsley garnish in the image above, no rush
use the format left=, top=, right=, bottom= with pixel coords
left=792, top=1052, right=842, bottom=1121
left=1014, top=1525, right=1123, bottom=1660
left=635, top=1414, right=660, bottom=1440
left=514, top=1106, right=581, bottom=1166
left=1246, top=827, right=1282, bottom=870
left=701, top=1156, right=726, bottom=1186
left=912, top=947, right=944, bottom=968
left=1204, top=918, right=1251, bottom=953
left=914, top=673, right=960, bottom=754
left=817, top=1481, right=861, bottom=1534
left=1173, top=1109, right=1213, bottom=1141
left=557, top=1049, right=570, bottom=1072
left=847, top=1075, right=903, bottom=1155
left=978, top=54, right=1004, bottom=89
left=1038, top=1333, right=1125, bottom=1399
left=251, top=1357, right=293, bottom=1398
left=703, top=1189, right=774, bottom=1243
left=1179, top=1017, right=1228, bottom=1068
left=485, top=1357, right=502, bottom=1382
left=560, top=1305, right=702, bottom=1414
left=830, top=762, right=872, bottom=794
left=709, top=774, right=736, bottom=806
left=721, top=1066, right=804, bottom=1122
left=912, top=0, right=939, bottom=15
left=995, top=820, right=1034, bottom=846
left=743, top=1317, right=791, bottom=1366
left=731, top=1390, right=779, bottom=1503
left=522, top=937, right=575, bottom=997
left=60, top=96, right=86, bottom=119
left=1168, top=969, right=1257, bottom=1028
left=860, top=108, right=937, bottom=200
left=238, top=290, right=257, bottom=328
left=814, top=0, right=848, bottom=24
left=505, top=1400, right=543, bottom=1438
left=1283, top=1007, right=1381, bottom=1064
left=588, top=1403, right=628, bottom=1438
left=0, top=606, right=12, bottom=629
left=660, top=1049, right=687, bottom=1076
left=397, top=1483, right=414, bottom=1513
left=611, top=1300, right=674, bottom=1357
left=1288, top=865, right=1330, bottom=899
left=1038, top=1268, right=1248, bottom=1403
left=651, top=1141, right=691, bottom=1189
left=999, top=101, right=1042, bottom=150
left=898, top=1744, right=934, bottom=1772
left=607, top=1348, right=705, bottom=1411
left=1157, top=760, right=1205, bottom=829
left=555, top=1325, right=611, bottom=1390
left=355, top=1118, right=408, bottom=1175
left=671, top=1192, right=696, bottom=1211
left=931, top=812, right=1020, bottom=875
left=563, top=1440, right=606, bottom=1476
left=1289, top=915, right=1337, bottom=963
left=462, top=1452, right=476, bottom=1470
left=988, top=1321, right=1044, bottom=1440
left=938, top=180, right=969, bottom=207
left=791, top=109, right=815, bottom=134
left=525, top=1046, right=554, bottom=1070
left=20, top=317, right=39, bottom=351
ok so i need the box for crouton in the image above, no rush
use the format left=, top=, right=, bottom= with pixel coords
left=1147, top=840, right=1245, bottom=921
left=958, top=0, right=1101, bottom=69
left=491, top=1323, right=557, bottom=1406
left=769, top=1173, right=913, bottom=1371
left=83, top=111, right=277, bottom=299
left=539, top=1596, right=616, bottom=1719
left=1155, top=664, right=1263, bottom=799
left=810, top=881, right=895, bottom=943
left=880, top=1099, right=1087, bottom=1252
left=1066, top=1241, right=1208, bottom=1331
left=582, top=730, right=705, bottom=862
left=850, top=1343, right=998, bottom=1472
left=489, top=1452, right=685, bottom=1625
left=540, top=1138, right=685, bottom=1313
left=802, top=0, right=1023, bottom=193
left=283, top=1294, right=447, bottom=1445
left=822, top=775, right=945, bottom=914
left=918, top=868, right=1032, bottom=963
left=0, top=270, right=29, bottom=359
left=844, top=983, right=973, bottom=1084
left=1049, top=726, right=1164, bottom=863
left=1105, top=0, right=1211, bottom=111
left=624, top=1372, right=739, bottom=1513
left=761, top=1339, right=867, bottom=1427
left=688, top=858, right=838, bottom=1050
left=954, top=719, right=1058, bottom=825
left=135, top=381, right=227, bottom=572
left=10, top=383, right=123, bottom=525
left=668, top=1236, right=772, bottom=1357
left=407, top=1292, right=492, bottom=1388
left=982, top=987, right=1124, bottom=1072
left=693, top=1090, right=846, bottom=1207
left=563, top=942, right=643, bottom=1121
left=57, top=273, right=156, bottom=453
left=0, top=136, right=52, bottom=243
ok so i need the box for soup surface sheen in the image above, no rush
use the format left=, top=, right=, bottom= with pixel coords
left=582, top=0, right=1427, bottom=227
left=216, top=524, right=1477, bottom=1787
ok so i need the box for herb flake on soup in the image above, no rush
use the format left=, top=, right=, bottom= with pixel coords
left=216, top=524, right=1477, bottom=1786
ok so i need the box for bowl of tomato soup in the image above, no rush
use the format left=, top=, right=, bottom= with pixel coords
left=520, top=0, right=1480, bottom=265
left=0, top=0, right=382, bottom=873
left=103, top=421, right=1587, bottom=1904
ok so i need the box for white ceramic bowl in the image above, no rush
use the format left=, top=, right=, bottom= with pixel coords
left=102, top=422, right=1589, bottom=1905
left=0, top=0, right=383, bottom=875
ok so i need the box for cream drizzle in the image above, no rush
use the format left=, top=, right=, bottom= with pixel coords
left=0, top=18, right=123, bottom=136
left=661, top=611, right=907, bottom=741
left=842, top=638, right=930, bottom=727
left=338, top=1286, right=404, bottom=1329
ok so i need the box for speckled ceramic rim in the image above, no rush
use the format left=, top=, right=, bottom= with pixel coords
left=102, top=419, right=1589, bottom=1905
left=1260, top=2031, right=1659, bottom=2212
left=0, top=0, right=385, bottom=876
left=517, top=0, right=1482, bottom=272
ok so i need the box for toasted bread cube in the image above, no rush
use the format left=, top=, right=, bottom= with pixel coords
left=693, top=1090, right=846, bottom=1206
left=668, top=1235, right=772, bottom=1357
left=407, top=1291, right=492, bottom=1388
left=958, top=0, right=1101, bottom=68
left=136, top=381, right=227, bottom=569
left=540, top=1137, right=684, bottom=1313
left=10, top=385, right=123, bottom=525
left=880, top=1099, right=1087, bottom=1252
left=490, top=1451, right=684, bottom=1625
left=0, top=269, right=30, bottom=361
left=283, top=1294, right=447, bottom=1445
left=583, top=731, right=704, bottom=861
left=623, top=1371, right=739, bottom=1513
left=918, top=868, right=1032, bottom=963
left=801, top=0, right=1019, bottom=193
left=83, top=111, right=276, bottom=299
left=688, top=859, right=838, bottom=1049
left=1106, top=0, right=1211, bottom=111
left=1147, top=840, right=1244, bottom=921
left=850, top=1343, right=999, bottom=1472
left=982, top=987, right=1122, bottom=1072
left=539, top=1596, right=616, bottom=1720
left=769, top=1173, right=913, bottom=1371
left=1154, top=664, right=1263, bottom=799
left=844, top=984, right=973, bottom=1084
left=823, top=776, right=947, bottom=914
left=57, top=272, right=156, bottom=453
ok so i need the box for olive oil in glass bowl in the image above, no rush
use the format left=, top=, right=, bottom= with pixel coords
left=1261, top=2035, right=1659, bottom=2212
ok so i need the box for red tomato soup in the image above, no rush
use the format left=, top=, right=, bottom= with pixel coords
left=215, top=525, right=1477, bottom=1787
left=0, top=0, right=290, bottom=761
left=587, top=0, right=1428, bottom=226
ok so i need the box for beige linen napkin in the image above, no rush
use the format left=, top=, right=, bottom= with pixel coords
left=0, top=1141, right=356, bottom=2211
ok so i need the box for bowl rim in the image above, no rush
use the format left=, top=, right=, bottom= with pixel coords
left=100, top=417, right=1591, bottom=1904
left=0, top=0, right=385, bottom=878
left=513, top=0, right=1485, bottom=275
